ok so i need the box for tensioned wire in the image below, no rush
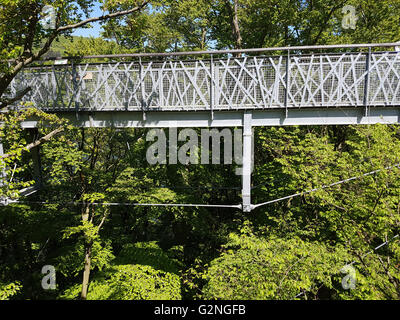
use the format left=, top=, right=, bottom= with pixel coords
left=5, top=163, right=400, bottom=210
left=9, top=199, right=242, bottom=209
left=253, top=163, right=400, bottom=209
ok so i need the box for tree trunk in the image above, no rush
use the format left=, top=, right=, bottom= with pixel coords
left=80, top=204, right=91, bottom=300
left=232, top=0, right=242, bottom=50
left=225, top=0, right=242, bottom=51
left=201, top=28, right=207, bottom=50
left=80, top=244, right=92, bottom=300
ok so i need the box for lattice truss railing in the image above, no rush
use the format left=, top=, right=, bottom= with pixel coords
left=6, top=51, right=400, bottom=111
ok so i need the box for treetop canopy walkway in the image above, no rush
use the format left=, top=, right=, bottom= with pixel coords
left=5, top=42, right=400, bottom=128
left=3, top=42, right=400, bottom=212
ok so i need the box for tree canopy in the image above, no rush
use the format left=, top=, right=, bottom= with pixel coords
left=1, top=0, right=400, bottom=302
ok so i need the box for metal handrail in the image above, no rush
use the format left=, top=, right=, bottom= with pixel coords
left=7, top=44, right=400, bottom=112
left=42, top=42, right=400, bottom=61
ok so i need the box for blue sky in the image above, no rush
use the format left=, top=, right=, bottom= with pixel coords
left=70, top=1, right=156, bottom=38
left=71, top=2, right=103, bottom=38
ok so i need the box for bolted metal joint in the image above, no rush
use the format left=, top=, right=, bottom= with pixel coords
left=242, top=203, right=254, bottom=213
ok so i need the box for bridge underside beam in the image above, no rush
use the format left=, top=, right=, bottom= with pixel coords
left=17, top=107, right=400, bottom=128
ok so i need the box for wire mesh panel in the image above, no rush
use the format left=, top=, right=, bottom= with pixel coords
left=77, top=62, right=141, bottom=110
left=145, top=60, right=211, bottom=110
left=8, top=64, right=76, bottom=109
left=215, top=56, right=286, bottom=109
left=288, top=53, right=367, bottom=107
left=6, top=50, right=400, bottom=111
left=368, top=52, right=400, bottom=106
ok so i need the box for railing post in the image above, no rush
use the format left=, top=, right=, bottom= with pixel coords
left=159, top=69, right=163, bottom=108
left=210, top=54, right=214, bottom=120
left=71, top=60, right=79, bottom=113
left=215, top=59, right=220, bottom=112
left=320, top=54, right=324, bottom=106
left=139, top=57, right=146, bottom=120
left=285, top=49, right=290, bottom=117
left=124, top=77, right=131, bottom=110
left=51, top=64, right=57, bottom=109
left=363, top=47, right=371, bottom=116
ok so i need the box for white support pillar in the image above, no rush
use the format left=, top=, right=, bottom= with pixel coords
left=242, top=111, right=253, bottom=212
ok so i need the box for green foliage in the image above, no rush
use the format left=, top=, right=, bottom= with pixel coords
left=60, top=241, right=181, bottom=300
left=102, top=0, right=400, bottom=52
left=114, top=241, right=180, bottom=274
left=0, top=281, right=22, bottom=300
left=3, top=0, right=400, bottom=302
left=337, top=246, right=400, bottom=300
left=201, top=231, right=351, bottom=300
left=102, top=8, right=184, bottom=52
left=0, top=0, right=89, bottom=73
left=108, top=167, right=180, bottom=204
left=56, top=241, right=115, bottom=278
left=0, top=1, right=145, bottom=65
left=252, top=124, right=400, bottom=299
left=57, top=220, right=115, bottom=277
left=0, top=107, right=72, bottom=198
left=60, top=264, right=181, bottom=300
left=259, top=124, right=400, bottom=245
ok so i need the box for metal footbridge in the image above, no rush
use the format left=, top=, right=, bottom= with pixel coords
left=3, top=42, right=400, bottom=211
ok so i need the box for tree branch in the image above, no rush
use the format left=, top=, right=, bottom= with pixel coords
left=5, top=1, right=150, bottom=95
left=97, top=208, right=110, bottom=231
left=57, top=1, right=149, bottom=33
left=311, top=0, right=350, bottom=45
left=1, top=126, right=64, bottom=160
left=0, top=87, right=31, bottom=109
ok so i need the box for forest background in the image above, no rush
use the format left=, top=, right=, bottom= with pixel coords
left=1, top=0, right=400, bottom=300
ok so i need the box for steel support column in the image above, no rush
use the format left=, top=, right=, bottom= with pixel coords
left=242, top=111, right=253, bottom=212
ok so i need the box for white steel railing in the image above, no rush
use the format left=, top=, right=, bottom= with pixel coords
left=6, top=43, right=400, bottom=112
